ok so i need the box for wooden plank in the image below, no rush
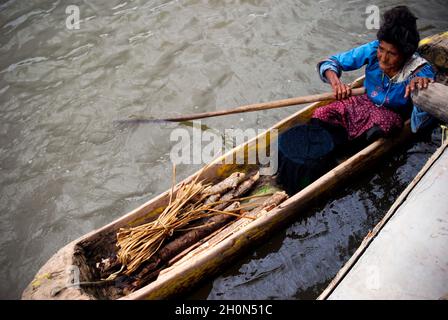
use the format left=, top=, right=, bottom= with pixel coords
left=412, top=83, right=448, bottom=124
left=317, top=141, right=448, bottom=300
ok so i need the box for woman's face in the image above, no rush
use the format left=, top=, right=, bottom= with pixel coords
left=377, top=41, right=404, bottom=76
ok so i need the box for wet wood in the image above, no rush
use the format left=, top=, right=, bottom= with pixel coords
left=192, top=191, right=289, bottom=248
left=202, top=172, right=246, bottom=196
left=212, top=171, right=260, bottom=210
left=249, top=191, right=288, bottom=215
left=203, top=194, right=220, bottom=206
left=412, top=83, right=448, bottom=124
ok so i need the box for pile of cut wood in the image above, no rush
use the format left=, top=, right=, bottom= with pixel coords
left=95, top=170, right=287, bottom=295
left=418, top=32, right=448, bottom=84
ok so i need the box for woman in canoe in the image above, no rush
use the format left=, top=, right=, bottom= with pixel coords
left=312, top=5, right=435, bottom=142
left=276, top=6, right=436, bottom=195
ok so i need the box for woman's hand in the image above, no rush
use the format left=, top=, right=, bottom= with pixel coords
left=404, top=77, right=433, bottom=98
left=325, top=70, right=351, bottom=100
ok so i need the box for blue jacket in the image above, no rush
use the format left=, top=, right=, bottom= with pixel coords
left=318, top=40, right=436, bottom=132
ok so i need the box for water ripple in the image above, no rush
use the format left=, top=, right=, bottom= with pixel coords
left=1, top=56, right=48, bottom=73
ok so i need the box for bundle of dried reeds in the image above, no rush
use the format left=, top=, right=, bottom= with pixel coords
left=108, top=168, right=258, bottom=280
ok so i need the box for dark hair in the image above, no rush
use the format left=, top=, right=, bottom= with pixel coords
left=377, top=6, right=420, bottom=60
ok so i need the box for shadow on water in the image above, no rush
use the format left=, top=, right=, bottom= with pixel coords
left=187, top=127, right=442, bottom=300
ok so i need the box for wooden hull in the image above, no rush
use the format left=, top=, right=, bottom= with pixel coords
left=22, top=75, right=414, bottom=300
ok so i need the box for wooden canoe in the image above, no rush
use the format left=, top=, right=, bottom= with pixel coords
left=22, top=72, right=416, bottom=300
left=25, top=29, right=447, bottom=299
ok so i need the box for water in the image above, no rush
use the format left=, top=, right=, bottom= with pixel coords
left=0, top=0, right=447, bottom=299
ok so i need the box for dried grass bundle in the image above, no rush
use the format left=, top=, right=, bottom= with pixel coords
left=112, top=165, right=210, bottom=277
left=107, top=166, right=263, bottom=280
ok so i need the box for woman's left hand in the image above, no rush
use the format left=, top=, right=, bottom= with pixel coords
left=404, top=77, right=433, bottom=98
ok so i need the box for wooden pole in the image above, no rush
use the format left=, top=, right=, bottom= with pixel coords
left=412, top=83, right=448, bottom=124
left=119, top=87, right=366, bottom=123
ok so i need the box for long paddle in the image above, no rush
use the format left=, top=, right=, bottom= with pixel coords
left=116, top=87, right=365, bottom=124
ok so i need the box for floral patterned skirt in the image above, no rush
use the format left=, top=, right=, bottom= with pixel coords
left=311, top=94, right=403, bottom=140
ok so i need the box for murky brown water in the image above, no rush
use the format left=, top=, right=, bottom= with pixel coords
left=0, top=0, right=447, bottom=299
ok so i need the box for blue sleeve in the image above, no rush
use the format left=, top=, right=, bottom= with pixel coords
left=318, top=40, right=378, bottom=83
left=410, top=63, right=436, bottom=133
